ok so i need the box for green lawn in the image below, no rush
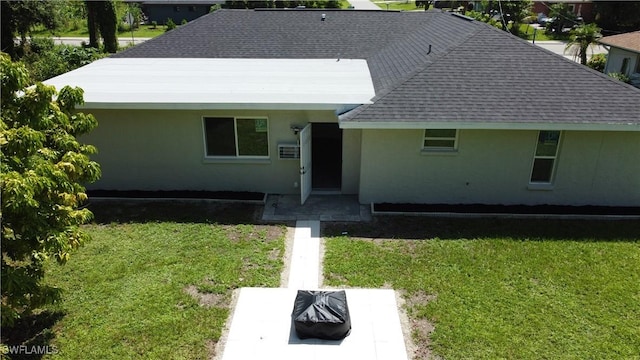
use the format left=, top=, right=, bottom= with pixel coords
left=323, top=218, right=640, bottom=359
left=29, top=203, right=286, bottom=359
left=31, top=25, right=167, bottom=39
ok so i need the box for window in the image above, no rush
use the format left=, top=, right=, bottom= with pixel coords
left=204, top=117, right=269, bottom=158
left=621, top=57, right=629, bottom=75
left=173, top=6, right=180, bottom=12
left=530, top=130, right=561, bottom=183
left=423, top=129, right=458, bottom=151
left=188, top=6, right=196, bottom=12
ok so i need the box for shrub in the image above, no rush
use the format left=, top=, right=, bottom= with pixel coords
left=20, top=40, right=106, bottom=83
left=181, top=19, right=188, bottom=25
left=587, top=53, right=607, bottom=72
left=607, top=72, right=630, bottom=83
left=166, top=18, right=176, bottom=31
left=151, top=20, right=157, bottom=29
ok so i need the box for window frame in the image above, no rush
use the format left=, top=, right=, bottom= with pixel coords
left=422, top=129, right=459, bottom=153
left=529, top=130, right=561, bottom=185
left=202, top=116, right=270, bottom=159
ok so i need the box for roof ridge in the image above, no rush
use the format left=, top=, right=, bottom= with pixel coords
left=340, top=16, right=484, bottom=120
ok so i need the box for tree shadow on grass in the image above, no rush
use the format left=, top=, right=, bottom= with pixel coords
left=322, top=217, right=640, bottom=242
left=1, top=310, right=65, bottom=360
left=87, top=199, right=263, bottom=225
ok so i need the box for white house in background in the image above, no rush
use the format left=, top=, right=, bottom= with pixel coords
left=45, top=9, right=640, bottom=208
left=599, top=30, right=640, bottom=88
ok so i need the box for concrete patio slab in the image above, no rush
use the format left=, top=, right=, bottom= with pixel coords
left=262, top=194, right=371, bottom=222
left=221, top=287, right=408, bottom=360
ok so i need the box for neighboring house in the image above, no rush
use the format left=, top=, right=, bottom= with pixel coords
left=599, top=31, right=640, bottom=88
left=532, top=1, right=594, bottom=22
left=124, top=0, right=221, bottom=24
left=44, top=9, right=640, bottom=207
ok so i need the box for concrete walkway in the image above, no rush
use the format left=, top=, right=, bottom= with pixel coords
left=219, top=220, right=409, bottom=360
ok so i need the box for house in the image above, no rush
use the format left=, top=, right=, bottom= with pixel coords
left=44, top=9, right=640, bottom=208
left=124, top=0, right=221, bottom=24
left=531, top=1, right=594, bottom=22
left=599, top=31, right=640, bottom=88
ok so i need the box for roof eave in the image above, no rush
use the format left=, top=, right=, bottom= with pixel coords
left=78, top=102, right=366, bottom=111
left=339, top=120, right=640, bottom=131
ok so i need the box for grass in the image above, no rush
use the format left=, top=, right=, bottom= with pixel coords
left=323, top=218, right=640, bottom=359
left=25, top=201, right=286, bottom=359
left=31, top=25, right=167, bottom=39
left=516, top=23, right=573, bottom=41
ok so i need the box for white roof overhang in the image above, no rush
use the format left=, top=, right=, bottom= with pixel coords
left=44, top=58, right=375, bottom=110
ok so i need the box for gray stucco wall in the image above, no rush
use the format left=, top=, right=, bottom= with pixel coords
left=358, top=129, right=640, bottom=206
left=83, top=109, right=357, bottom=195
left=604, top=47, right=640, bottom=77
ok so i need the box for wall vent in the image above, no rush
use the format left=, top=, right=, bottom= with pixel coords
left=278, top=143, right=300, bottom=160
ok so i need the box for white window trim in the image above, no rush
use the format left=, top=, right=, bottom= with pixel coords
left=421, top=129, right=459, bottom=153
left=202, top=116, right=270, bottom=160
left=528, top=130, right=562, bottom=186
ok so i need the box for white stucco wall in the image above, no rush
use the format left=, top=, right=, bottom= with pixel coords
left=604, top=47, right=640, bottom=77
left=358, top=129, right=640, bottom=206
left=83, top=109, right=356, bottom=194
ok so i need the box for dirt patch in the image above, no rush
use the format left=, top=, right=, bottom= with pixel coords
left=184, top=285, right=227, bottom=308
left=223, top=224, right=284, bottom=243
left=89, top=199, right=262, bottom=224
left=400, top=290, right=439, bottom=360
left=373, top=202, right=640, bottom=216
left=206, top=339, right=217, bottom=360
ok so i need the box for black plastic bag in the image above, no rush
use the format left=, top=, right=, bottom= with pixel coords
left=291, top=290, right=351, bottom=340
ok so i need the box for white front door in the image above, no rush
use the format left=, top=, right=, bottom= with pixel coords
left=299, top=123, right=312, bottom=205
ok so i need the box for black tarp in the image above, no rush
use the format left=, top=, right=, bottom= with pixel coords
left=291, top=290, right=351, bottom=340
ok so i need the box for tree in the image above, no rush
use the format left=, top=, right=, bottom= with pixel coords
left=593, top=1, right=640, bottom=33
left=1, top=52, right=101, bottom=327
left=546, top=3, right=578, bottom=34
left=84, top=0, right=118, bottom=53
left=1, top=0, right=59, bottom=59
left=565, top=23, right=602, bottom=65
left=85, top=0, right=100, bottom=48
left=470, top=1, right=532, bottom=35
left=494, top=0, right=533, bottom=36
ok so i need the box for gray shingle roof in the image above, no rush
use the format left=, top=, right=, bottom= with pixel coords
left=115, top=9, right=640, bottom=127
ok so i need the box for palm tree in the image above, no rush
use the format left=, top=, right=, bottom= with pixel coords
left=565, top=23, right=602, bottom=65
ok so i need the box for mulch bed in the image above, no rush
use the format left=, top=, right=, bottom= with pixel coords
left=87, top=190, right=265, bottom=201
left=373, top=203, right=640, bottom=216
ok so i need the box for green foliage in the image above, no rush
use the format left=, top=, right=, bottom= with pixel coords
left=166, top=18, right=177, bottom=31
left=151, top=20, right=158, bottom=29
left=1, top=0, right=60, bottom=59
left=181, top=19, right=188, bottom=25
left=587, top=53, right=607, bottom=73
left=565, top=23, right=602, bottom=65
left=0, top=53, right=101, bottom=327
left=19, top=39, right=106, bottom=83
left=470, top=1, right=532, bottom=35
left=466, top=10, right=502, bottom=29
left=608, top=72, right=630, bottom=83
left=546, top=3, right=578, bottom=34
left=594, top=2, right=640, bottom=33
